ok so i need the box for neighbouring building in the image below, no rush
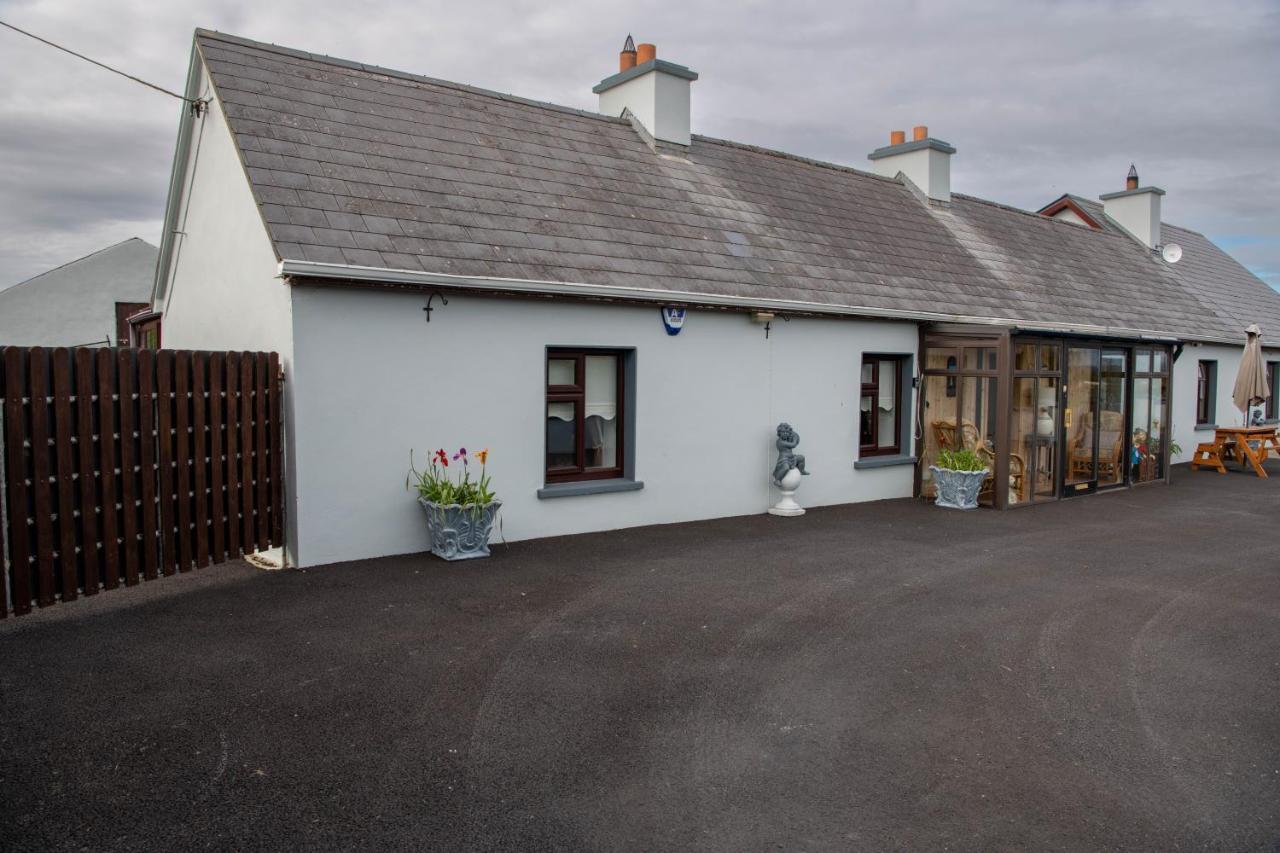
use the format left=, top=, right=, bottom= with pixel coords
left=0, top=238, right=158, bottom=348
left=147, top=30, right=1280, bottom=567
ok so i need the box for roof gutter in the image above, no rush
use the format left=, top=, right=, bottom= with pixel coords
left=150, top=42, right=205, bottom=307
left=278, top=259, right=1238, bottom=345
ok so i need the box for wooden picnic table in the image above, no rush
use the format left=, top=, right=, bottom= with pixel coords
left=1191, top=426, right=1280, bottom=478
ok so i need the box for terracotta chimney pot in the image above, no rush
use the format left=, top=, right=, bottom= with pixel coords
left=890, top=130, right=906, bottom=145
left=912, top=125, right=928, bottom=141
left=636, top=43, right=657, bottom=64
left=619, top=34, right=637, bottom=71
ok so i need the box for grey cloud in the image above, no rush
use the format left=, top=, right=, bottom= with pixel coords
left=1, top=0, right=1277, bottom=292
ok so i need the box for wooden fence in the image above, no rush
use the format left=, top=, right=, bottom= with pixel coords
left=0, top=347, right=283, bottom=617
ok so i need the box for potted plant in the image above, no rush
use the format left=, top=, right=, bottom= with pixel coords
left=407, top=447, right=501, bottom=560
left=929, top=448, right=989, bottom=510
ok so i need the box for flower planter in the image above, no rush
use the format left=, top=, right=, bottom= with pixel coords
left=929, top=466, right=989, bottom=510
left=418, top=499, right=501, bottom=560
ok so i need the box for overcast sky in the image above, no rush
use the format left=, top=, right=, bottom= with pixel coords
left=1, top=0, right=1277, bottom=291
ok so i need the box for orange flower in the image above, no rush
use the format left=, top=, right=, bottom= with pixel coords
left=474, top=448, right=489, bottom=465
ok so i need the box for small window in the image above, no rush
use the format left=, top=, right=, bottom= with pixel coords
left=1196, top=360, right=1217, bottom=425
left=1267, top=362, right=1277, bottom=421
left=860, top=355, right=904, bottom=457
left=546, top=350, right=625, bottom=483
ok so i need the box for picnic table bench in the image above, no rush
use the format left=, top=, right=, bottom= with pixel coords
left=1191, top=426, right=1280, bottom=478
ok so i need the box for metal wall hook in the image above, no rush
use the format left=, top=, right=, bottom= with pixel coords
left=423, top=291, right=448, bottom=322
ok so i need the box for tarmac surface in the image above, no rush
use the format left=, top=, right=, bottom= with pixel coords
left=2, top=464, right=1278, bottom=851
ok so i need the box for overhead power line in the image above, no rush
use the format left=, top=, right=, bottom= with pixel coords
left=0, top=19, right=198, bottom=105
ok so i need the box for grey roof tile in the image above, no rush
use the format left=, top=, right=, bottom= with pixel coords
left=196, top=29, right=1280, bottom=344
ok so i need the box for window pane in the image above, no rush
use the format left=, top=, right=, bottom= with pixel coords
left=1135, top=349, right=1151, bottom=374
left=920, top=375, right=955, bottom=498
left=1152, top=350, right=1168, bottom=374
left=1015, top=344, right=1035, bottom=371
left=860, top=393, right=874, bottom=447
left=876, top=360, right=897, bottom=448
left=926, top=348, right=958, bottom=371
left=962, top=348, right=995, bottom=370
left=1012, top=377, right=1058, bottom=504
left=1039, top=345, right=1059, bottom=373
left=861, top=361, right=874, bottom=384
left=546, top=401, right=576, bottom=469
left=584, top=355, right=618, bottom=470
left=548, top=357, right=576, bottom=386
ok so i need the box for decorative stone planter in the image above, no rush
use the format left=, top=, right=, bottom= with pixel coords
left=418, top=499, right=501, bottom=560
left=928, top=466, right=989, bottom=510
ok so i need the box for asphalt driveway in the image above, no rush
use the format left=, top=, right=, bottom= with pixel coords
left=2, top=464, right=1278, bottom=851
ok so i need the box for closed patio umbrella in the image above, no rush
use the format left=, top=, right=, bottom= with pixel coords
left=1232, top=324, right=1270, bottom=424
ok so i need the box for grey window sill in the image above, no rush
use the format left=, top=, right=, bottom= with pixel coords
left=854, top=454, right=917, bottom=470
left=1194, top=423, right=1218, bottom=431
left=537, top=478, right=644, bottom=499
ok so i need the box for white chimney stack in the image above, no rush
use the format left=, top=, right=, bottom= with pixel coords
left=1100, top=164, right=1164, bottom=249
left=867, top=126, right=955, bottom=202
left=594, top=36, right=698, bottom=147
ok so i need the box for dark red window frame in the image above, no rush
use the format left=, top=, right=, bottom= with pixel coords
left=1196, top=360, right=1215, bottom=425
left=545, top=349, right=626, bottom=484
left=860, top=355, right=903, bottom=457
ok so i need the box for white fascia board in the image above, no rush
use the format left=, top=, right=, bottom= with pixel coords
left=278, top=258, right=1226, bottom=344
left=151, top=43, right=205, bottom=307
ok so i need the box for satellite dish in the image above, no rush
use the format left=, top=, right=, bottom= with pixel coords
left=1161, top=243, right=1183, bottom=264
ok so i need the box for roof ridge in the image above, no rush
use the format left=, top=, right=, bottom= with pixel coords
left=194, top=29, right=630, bottom=129
left=952, top=191, right=1132, bottom=237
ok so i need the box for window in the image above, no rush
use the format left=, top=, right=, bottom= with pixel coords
left=1267, top=361, right=1278, bottom=421
left=860, top=355, right=903, bottom=457
left=1196, top=360, right=1217, bottom=425
left=545, top=350, right=625, bottom=483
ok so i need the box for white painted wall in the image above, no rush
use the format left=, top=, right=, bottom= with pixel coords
left=869, top=146, right=951, bottom=202
left=288, top=288, right=918, bottom=567
left=155, top=57, right=299, bottom=562
left=1170, top=342, right=1251, bottom=462
left=598, top=68, right=692, bottom=146
left=1049, top=208, right=1090, bottom=228
left=1101, top=190, right=1162, bottom=249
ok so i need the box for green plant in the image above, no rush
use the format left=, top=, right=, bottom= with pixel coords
left=936, top=447, right=987, bottom=472
left=407, top=447, right=498, bottom=506
left=1168, top=440, right=1182, bottom=457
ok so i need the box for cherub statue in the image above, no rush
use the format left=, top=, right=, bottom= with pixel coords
left=772, top=422, right=810, bottom=483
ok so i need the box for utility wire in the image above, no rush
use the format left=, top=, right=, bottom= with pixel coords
left=0, top=19, right=197, bottom=104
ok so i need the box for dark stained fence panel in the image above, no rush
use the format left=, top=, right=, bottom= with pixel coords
left=0, top=347, right=283, bottom=616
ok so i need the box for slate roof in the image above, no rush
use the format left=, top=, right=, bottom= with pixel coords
left=192, top=30, right=1280, bottom=346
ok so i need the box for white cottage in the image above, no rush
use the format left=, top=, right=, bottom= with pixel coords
left=149, top=31, right=1280, bottom=567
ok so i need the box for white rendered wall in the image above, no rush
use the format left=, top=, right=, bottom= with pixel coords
left=1102, top=192, right=1161, bottom=249
left=1171, top=342, right=1245, bottom=463
left=288, top=288, right=919, bottom=567
left=869, top=147, right=950, bottom=202
left=155, top=58, right=299, bottom=562
left=598, top=70, right=692, bottom=146
left=1049, top=208, right=1090, bottom=228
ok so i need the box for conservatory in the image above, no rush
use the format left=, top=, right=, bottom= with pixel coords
left=917, top=328, right=1173, bottom=509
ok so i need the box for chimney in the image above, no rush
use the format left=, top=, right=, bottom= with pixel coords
left=867, top=126, right=956, bottom=202
left=594, top=37, right=699, bottom=147
left=1100, top=165, right=1164, bottom=249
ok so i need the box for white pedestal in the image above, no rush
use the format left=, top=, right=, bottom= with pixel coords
left=769, top=467, right=805, bottom=516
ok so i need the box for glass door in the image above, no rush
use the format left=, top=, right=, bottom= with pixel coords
left=1098, top=349, right=1129, bottom=489
left=1064, top=346, right=1100, bottom=494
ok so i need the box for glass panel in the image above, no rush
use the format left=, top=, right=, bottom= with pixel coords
left=584, top=355, right=618, bottom=469
left=877, top=359, right=897, bottom=448
left=861, top=361, right=874, bottom=384
left=546, top=401, right=577, bottom=469
left=1135, top=349, right=1151, bottom=374
left=1039, top=345, right=1059, bottom=373
left=962, top=347, right=997, bottom=371
left=1065, top=347, right=1100, bottom=489
left=926, top=348, right=959, bottom=371
left=1132, top=376, right=1166, bottom=483
left=1098, top=350, right=1127, bottom=488
left=548, top=358, right=576, bottom=386
left=1152, top=350, right=1167, bottom=374
left=860, top=393, right=875, bottom=447
left=921, top=374, right=955, bottom=498
left=1011, top=376, right=1058, bottom=504
left=1015, top=344, right=1036, bottom=372
left=960, top=376, right=998, bottom=506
